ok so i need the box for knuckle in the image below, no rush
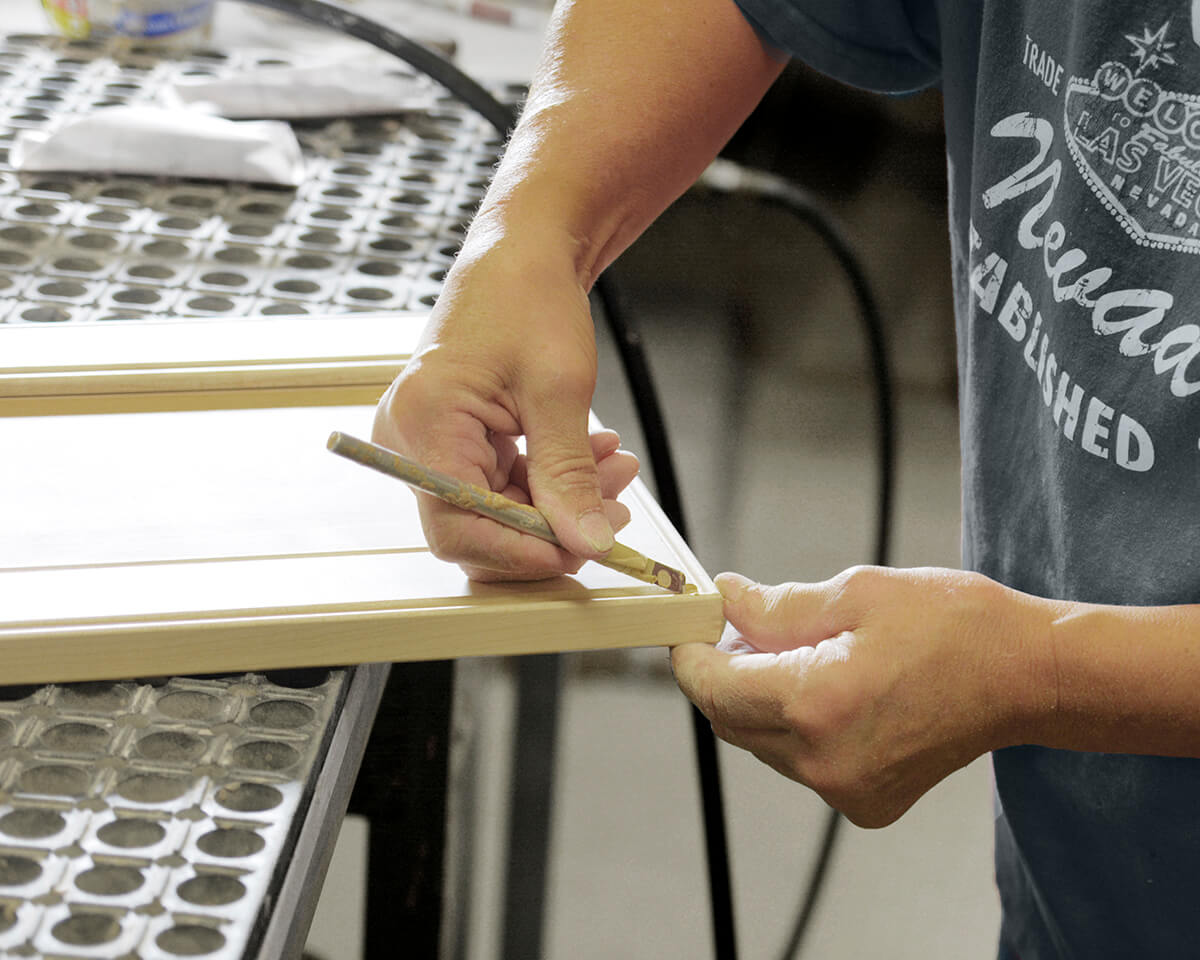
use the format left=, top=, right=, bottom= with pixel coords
left=536, top=451, right=603, bottom=493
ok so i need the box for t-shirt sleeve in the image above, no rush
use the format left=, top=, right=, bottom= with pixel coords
left=735, top=0, right=940, bottom=93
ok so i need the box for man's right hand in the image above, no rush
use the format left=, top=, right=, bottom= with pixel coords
left=372, top=235, right=639, bottom=581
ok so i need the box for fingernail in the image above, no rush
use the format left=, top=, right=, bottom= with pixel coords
left=715, top=571, right=754, bottom=601
left=578, top=509, right=614, bottom=554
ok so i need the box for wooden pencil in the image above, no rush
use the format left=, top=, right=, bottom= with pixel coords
left=327, top=431, right=694, bottom=594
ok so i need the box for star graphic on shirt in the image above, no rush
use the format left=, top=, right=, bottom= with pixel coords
left=1126, top=20, right=1177, bottom=75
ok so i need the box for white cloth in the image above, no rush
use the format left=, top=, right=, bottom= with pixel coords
left=10, top=107, right=305, bottom=186
left=165, top=61, right=436, bottom=119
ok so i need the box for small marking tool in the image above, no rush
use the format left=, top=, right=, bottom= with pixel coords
left=327, top=431, right=695, bottom=594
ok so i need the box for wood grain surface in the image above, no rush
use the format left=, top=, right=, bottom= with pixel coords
left=0, top=403, right=721, bottom=682
left=0, top=312, right=426, bottom=414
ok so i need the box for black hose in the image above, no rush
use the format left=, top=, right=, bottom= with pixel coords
left=237, top=0, right=518, bottom=135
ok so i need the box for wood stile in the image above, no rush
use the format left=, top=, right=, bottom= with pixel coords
left=0, top=311, right=427, bottom=415
left=0, top=315, right=722, bottom=683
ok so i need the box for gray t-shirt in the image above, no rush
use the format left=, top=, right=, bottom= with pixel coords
left=734, top=1, right=1200, bottom=956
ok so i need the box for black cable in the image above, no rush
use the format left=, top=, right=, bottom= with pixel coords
left=696, top=159, right=894, bottom=960
left=237, top=0, right=518, bottom=136
left=232, top=3, right=740, bottom=959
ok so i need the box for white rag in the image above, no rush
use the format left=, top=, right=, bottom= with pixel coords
left=10, top=107, right=305, bottom=186
left=165, top=61, right=436, bottom=119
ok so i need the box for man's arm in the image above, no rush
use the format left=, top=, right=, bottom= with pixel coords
left=373, top=0, right=784, bottom=578
left=671, top=566, right=1200, bottom=828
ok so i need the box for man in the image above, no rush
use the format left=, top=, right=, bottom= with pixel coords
left=373, top=1, right=1200, bottom=955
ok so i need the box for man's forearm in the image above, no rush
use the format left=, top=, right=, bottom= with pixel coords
left=1020, top=594, right=1200, bottom=757
left=467, top=0, right=785, bottom=286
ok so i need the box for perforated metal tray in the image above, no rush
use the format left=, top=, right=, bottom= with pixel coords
left=0, top=31, right=512, bottom=326
left=0, top=669, right=346, bottom=958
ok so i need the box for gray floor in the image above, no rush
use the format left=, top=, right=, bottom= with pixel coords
left=306, top=120, right=1002, bottom=959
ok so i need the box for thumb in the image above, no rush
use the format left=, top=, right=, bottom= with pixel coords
left=523, top=403, right=613, bottom=560
left=716, top=572, right=838, bottom=653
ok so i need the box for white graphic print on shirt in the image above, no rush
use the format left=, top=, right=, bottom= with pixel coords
left=966, top=6, right=1200, bottom=475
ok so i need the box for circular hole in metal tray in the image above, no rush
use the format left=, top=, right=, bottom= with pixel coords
left=186, top=295, right=235, bottom=312
left=128, top=263, right=175, bottom=281
left=52, top=255, right=102, bottom=273
left=115, top=773, right=190, bottom=804
left=158, top=215, right=202, bottom=232
left=0, top=808, right=65, bottom=839
left=215, top=782, right=282, bottom=813
left=97, top=817, right=165, bottom=849
left=213, top=246, right=260, bottom=265
left=389, top=191, right=431, bottom=207
left=237, top=200, right=285, bottom=217
left=168, top=193, right=216, bottom=210
left=264, top=668, right=329, bottom=689
left=0, top=224, right=47, bottom=246
left=87, top=208, right=130, bottom=225
left=282, top=254, right=331, bottom=270
left=26, top=92, right=62, bottom=107
left=227, top=222, right=272, bottom=238
left=156, top=691, right=221, bottom=721
left=137, top=730, right=206, bottom=763
left=113, top=287, right=160, bottom=305
left=52, top=913, right=121, bottom=946
left=311, top=207, right=352, bottom=223
left=231, top=740, right=299, bottom=772
left=75, top=864, right=144, bottom=896
left=20, top=305, right=71, bottom=323
left=0, top=854, right=41, bottom=886
left=38, top=279, right=87, bottom=298
left=198, top=270, right=246, bottom=288
left=18, top=764, right=88, bottom=796
left=157, top=924, right=226, bottom=956
left=143, top=239, right=190, bottom=258
left=320, top=186, right=361, bottom=201
left=178, top=873, right=245, bottom=906
left=0, top=249, right=32, bottom=267
left=197, top=827, right=265, bottom=858
left=356, top=260, right=401, bottom=277
left=96, top=185, right=146, bottom=203
left=331, top=163, right=370, bottom=179
left=367, top=237, right=413, bottom=255
left=295, top=229, right=340, bottom=246
left=273, top=278, right=319, bottom=296
left=68, top=231, right=119, bottom=251
left=345, top=286, right=392, bottom=302
left=379, top=214, right=417, bottom=231
left=19, top=177, right=67, bottom=195
left=260, top=302, right=308, bottom=315
left=249, top=700, right=314, bottom=729
left=40, top=721, right=109, bottom=752
left=411, top=150, right=448, bottom=165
